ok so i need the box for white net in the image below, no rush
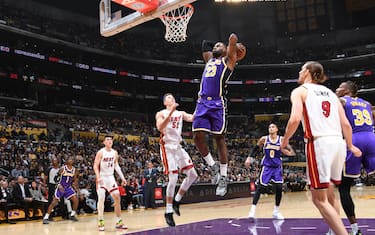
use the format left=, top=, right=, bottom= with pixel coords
left=160, top=4, right=194, bottom=43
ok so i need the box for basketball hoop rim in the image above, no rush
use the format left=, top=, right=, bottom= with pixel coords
left=160, top=4, right=194, bottom=20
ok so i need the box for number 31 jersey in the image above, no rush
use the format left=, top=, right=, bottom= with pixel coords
left=160, top=109, right=183, bottom=145
left=302, top=83, right=342, bottom=139
left=342, top=96, right=374, bottom=133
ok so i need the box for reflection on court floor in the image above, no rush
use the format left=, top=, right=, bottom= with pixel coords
left=128, top=218, right=375, bottom=235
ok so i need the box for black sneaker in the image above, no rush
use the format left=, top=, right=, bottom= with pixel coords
left=43, top=219, right=49, bottom=224
left=164, top=213, right=176, bottom=227
left=172, top=200, right=180, bottom=216
left=70, top=215, right=79, bottom=222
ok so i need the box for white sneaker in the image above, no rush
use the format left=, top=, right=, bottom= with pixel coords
left=272, top=211, right=284, bottom=220
left=215, top=176, right=227, bottom=196
left=248, top=210, right=256, bottom=219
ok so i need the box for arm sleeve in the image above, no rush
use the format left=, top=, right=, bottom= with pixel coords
left=250, top=145, right=261, bottom=158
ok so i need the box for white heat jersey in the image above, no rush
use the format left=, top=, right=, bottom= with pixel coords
left=99, top=148, right=116, bottom=176
left=302, top=83, right=342, bottom=138
left=160, top=109, right=183, bottom=145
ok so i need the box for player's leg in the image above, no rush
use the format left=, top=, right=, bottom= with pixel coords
left=110, top=190, right=128, bottom=229
left=311, top=188, right=347, bottom=235
left=192, top=102, right=217, bottom=169
left=96, top=187, right=106, bottom=231
left=311, top=137, right=347, bottom=235
left=165, top=172, right=178, bottom=227
left=43, top=195, right=60, bottom=224
left=161, top=146, right=178, bottom=226
left=272, top=167, right=284, bottom=219
left=248, top=166, right=271, bottom=219
left=174, top=149, right=197, bottom=216
left=66, top=190, right=79, bottom=221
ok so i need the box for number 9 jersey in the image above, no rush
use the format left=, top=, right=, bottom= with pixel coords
left=302, top=83, right=342, bottom=139
left=341, top=96, right=374, bottom=133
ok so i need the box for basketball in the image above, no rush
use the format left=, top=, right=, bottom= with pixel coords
left=236, top=43, right=246, bottom=61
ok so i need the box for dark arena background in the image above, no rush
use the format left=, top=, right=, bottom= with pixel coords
left=0, top=0, right=374, bottom=234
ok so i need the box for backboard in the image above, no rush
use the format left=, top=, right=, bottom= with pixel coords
left=100, top=0, right=196, bottom=37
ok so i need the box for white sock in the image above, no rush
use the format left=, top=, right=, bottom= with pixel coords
left=116, top=217, right=122, bottom=223
left=70, top=211, right=76, bottom=217
left=351, top=223, right=358, bottom=234
left=166, top=203, right=173, bottom=213
left=220, top=164, right=227, bottom=177
left=43, top=213, right=49, bottom=220
left=175, top=193, right=182, bottom=202
left=204, top=153, right=215, bottom=166
left=251, top=205, right=256, bottom=213
left=274, top=205, right=279, bottom=213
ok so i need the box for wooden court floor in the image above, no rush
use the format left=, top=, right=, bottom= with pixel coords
left=0, top=186, right=374, bottom=234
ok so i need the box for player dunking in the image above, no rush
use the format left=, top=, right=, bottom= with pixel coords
left=193, top=33, right=246, bottom=196
left=336, top=81, right=375, bottom=235
left=156, top=93, right=198, bottom=227
left=43, top=156, right=79, bottom=224
left=281, top=61, right=361, bottom=235
left=245, top=123, right=295, bottom=220
left=94, top=135, right=128, bottom=231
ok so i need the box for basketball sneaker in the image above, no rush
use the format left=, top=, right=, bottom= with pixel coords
left=98, top=219, right=105, bottom=231
left=42, top=218, right=49, bottom=224
left=349, top=230, right=362, bottom=235
left=69, top=215, right=78, bottom=222
left=248, top=210, right=256, bottom=219
left=216, top=176, right=227, bottom=196
left=272, top=211, right=284, bottom=220
left=164, top=212, right=176, bottom=227
left=115, top=219, right=128, bottom=229
left=211, top=162, right=220, bottom=185
left=172, top=199, right=181, bottom=216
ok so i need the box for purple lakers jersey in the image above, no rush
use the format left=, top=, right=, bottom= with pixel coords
left=262, top=135, right=282, bottom=167
left=59, top=165, right=75, bottom=188
left=198, top=57, right=233, bottom=98
left=342, top=96, right=374, bottom=133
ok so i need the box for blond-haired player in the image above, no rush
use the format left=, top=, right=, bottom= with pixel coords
left=94, top=135, right=127, bottom=231
left=156, top=93, right=198, bottom=227
left=281, top=61, right=361, bottom=235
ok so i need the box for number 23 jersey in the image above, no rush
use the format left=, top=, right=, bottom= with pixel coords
left=302, top=83, right=342, bottom=139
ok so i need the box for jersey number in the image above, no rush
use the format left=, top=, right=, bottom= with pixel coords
left=172, top=121, right=179, bottom=129
left=107, top=162, right=113, bottom=168
left=269, top=150, right=275, bottom=158
left=204, top=64, right=217, bottom=78
left=352, top=109, right=373, bottom=126
left=322, top=101, right=331, bottom=118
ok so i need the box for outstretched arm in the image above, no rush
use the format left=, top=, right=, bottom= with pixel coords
left=202, top=40, right=215, bottom=63
left=182, top=111, right=194, bottom=123
left=226, top=33, right=238, bottom=71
